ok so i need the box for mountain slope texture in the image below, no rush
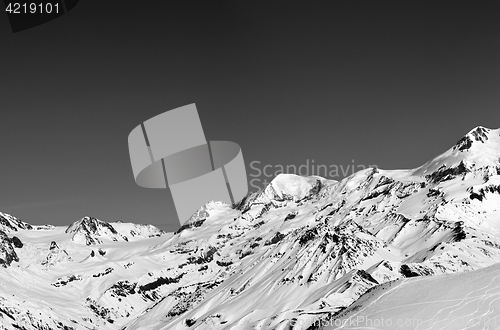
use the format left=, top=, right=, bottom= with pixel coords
left=1, top=126, right=500, bottom=329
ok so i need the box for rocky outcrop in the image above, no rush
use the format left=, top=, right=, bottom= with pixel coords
left=0, top=230, right=19, bottom=267
left=42, top=241, right=72, bottom=266
left=66, top=216, right=165, bottom=245
left=0, top=212, right=33, bottom=232
left=66, top=216, right=127, bottom=245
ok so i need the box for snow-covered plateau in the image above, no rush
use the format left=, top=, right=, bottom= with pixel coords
left=1, top=126, right=500, bottom=330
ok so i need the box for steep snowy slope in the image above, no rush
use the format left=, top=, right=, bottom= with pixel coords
left=0, top=126, right=499, bottom=330
left=328, top=262, right=500, bottom=329
left=414, top=126, right=500, bottom=175
left=0, top=211, right=54, bottom=232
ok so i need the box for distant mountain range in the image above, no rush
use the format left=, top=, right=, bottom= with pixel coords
left=0, top=126, right=499, bottom=329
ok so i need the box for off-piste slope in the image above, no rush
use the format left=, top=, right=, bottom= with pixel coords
left=327, top=262, right=500, bottom=329
left=0, top=126, right=499, bottom=330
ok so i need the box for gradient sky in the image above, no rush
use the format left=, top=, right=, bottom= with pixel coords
left=1, top=1, right=499, bottom=232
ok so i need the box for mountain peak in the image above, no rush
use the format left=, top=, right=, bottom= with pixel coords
left=66, top=216, right=117, bottom=235
left=65, top=216, right=125, bottom=245
left=453, top=126, right=498, bottom=152
left=264, top=173, right=323, bottom=201
left=66, top=216, right=165, bottom=245
left=414, top=126, right=500, bottom=176
left=0, top=212, right=33, bottom=232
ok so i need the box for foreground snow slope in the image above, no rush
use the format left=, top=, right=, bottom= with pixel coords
left=328, top=262, right=500, bottom=329
left=0, top=126, right=499, bottom=329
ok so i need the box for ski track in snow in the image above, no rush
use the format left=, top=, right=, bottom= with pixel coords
left=332, top=270, right=500, bottom=330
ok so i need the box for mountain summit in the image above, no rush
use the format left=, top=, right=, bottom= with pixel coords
left=66, top=216, right=128, bottom=245
left=66, top=216, right=165, bottom=245
left=414, top=126, right=500, bottom=176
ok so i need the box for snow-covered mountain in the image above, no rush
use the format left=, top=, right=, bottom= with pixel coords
left=65, top=216, right=165, bottom=245
left=0, top=126, right=499, bottom=329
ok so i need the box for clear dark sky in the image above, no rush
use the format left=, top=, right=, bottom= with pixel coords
left=1, top=1, right=499, bottom=232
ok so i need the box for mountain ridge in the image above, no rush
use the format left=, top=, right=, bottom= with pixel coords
left=0, top=125, right=499, bottom=329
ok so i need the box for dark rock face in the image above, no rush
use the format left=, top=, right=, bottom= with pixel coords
left=469, top=184, right=500, bottom=201
left=86, top=297, right=114, bottom=324
left=43, top=240, right=72, bottom=266
left=470, top=126, right=489, bottom=143
left=264, top=232, right=285, bottom=246
left=451, top=225, right=467, bottom=241
left=307, top=180, right=322, bottom=196
left=93, top=267, right=113, bottom=278
left=0, top=230, right=19, bottom=267
left=299, top=227, right=318, bottom=246
left=66, top=216, right=118, bottom=235
left=52, top=274, right=82, bottom=287
left=284, top=212, right=297, bottom=222
left=399, top=264, right=435, bottom=277
left=400, top=264, right=420, bottom=277
left=66, top=216, right=164, bottom=244
left=129, top=226, right=164, bottom=238
left=175, top=219, right=206, bottom=235
left=50, top=241, right=59, bottom=250
left=454, top=127, right=490, bottom=152
left=426, top=188, right=443, bottom=198
left=137, top=273, right=185, bottom=293
left=426, top=161, right=469, bottom=183
left=0, top=213, right=33, bottom=232
left=356, top=269, right=379, bottom=284
left=176, top=206, right=210, bottom=234
left=454, top=136, right=473, bottom=151
left=107, top=280, right=137, bottom=298
left=10, top=236, right=23, bottom=248
left=186, top=246, right=217, bottom=265
left=65, top=216, right=125, bottom=245
left=233, top=191, right=258, bottom=212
